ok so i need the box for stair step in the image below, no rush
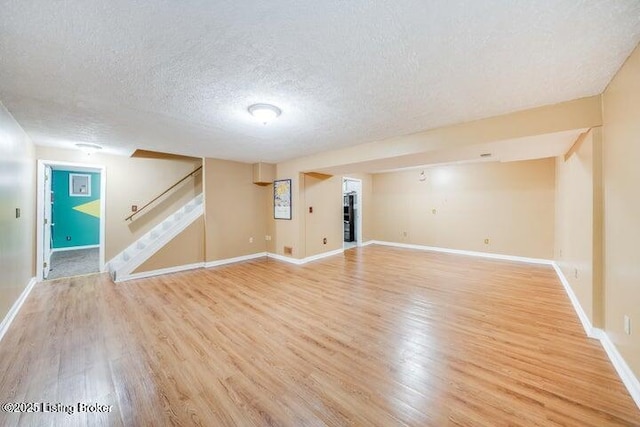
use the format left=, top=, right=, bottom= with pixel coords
left=111, top=193, right=203, bottom=281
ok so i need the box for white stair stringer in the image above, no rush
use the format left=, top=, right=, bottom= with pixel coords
left=108, top=193, right=204, bottom=282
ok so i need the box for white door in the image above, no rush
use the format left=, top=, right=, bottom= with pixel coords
left=43, top=166, right=52, bottom=279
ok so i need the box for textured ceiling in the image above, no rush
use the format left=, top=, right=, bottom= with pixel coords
left=1, top=0, right=639, bottom=163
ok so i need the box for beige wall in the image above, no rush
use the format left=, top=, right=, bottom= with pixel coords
left=35, top=146, right=202, bottom=262
left=133, top=217, right=205, bottom=273
left=372, top=159, right=556, bottom=259
left=554, top=128, right=604, bottom=327
left=602, top=43, right=640, bottom=376
left=303, top=174, right=343, bottom=257
left=0, top=101, right=35, bottom=321
left=203, top=158, right=267, bottom=261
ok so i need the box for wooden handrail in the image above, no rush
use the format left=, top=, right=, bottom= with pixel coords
left=125, top=165, right=203, bottom=221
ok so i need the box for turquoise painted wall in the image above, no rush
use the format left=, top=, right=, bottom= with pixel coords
left=51, top=170, right=100, bottom=249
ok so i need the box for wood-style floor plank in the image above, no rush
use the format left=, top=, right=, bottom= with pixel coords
left=0, top=245, right=638, bottom=426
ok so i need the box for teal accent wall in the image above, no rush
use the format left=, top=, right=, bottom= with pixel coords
left=51, top=170, right=100, bottom=249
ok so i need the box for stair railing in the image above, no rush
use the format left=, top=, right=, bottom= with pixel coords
left=125, top=165, right=202, bottom=221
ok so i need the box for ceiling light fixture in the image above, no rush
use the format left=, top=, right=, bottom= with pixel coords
left=75, top=143, right=103, bottom=154
left=248, top=103, right=282, bottom=124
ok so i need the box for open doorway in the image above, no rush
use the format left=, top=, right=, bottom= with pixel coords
left=36, top=160, right=106, bottom=281
left=343, top=177, right=362, bottom=250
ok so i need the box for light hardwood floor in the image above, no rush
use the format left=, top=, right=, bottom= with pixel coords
left=1, top=245, right=639, bottom=426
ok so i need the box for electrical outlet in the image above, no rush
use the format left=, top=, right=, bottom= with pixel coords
left=323, top=237, right=327, bottom=245
left=249, top=237, right=253, bottom=243
left=66, top=236, right=71, bottom=241
left=132, top=205, right=138, bottom=212
left=484, top=238, right=489, bottom=245
left=574, top=268, right=578, bottom=279
left=432, top=208, right=436, bottom=214
left=402, top=231, right=407, bottom=237
left=265, top=235, right=272, bottom=241
left=624, top=315, right=631, bottom=335
left=15, top=208, right=20, bottom=219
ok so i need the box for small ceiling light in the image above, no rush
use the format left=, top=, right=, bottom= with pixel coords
left=248, top=103, right=282, bottom=124
left=419, top=171, right=426, bottom=182
left=75, top=143, right=103, bottom=154
left=480, top=153, right=492, bottom=158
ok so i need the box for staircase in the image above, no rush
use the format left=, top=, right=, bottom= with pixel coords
left=108, top=193, right=204, bottom=282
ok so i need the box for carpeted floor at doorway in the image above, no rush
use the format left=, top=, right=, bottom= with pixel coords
left=47, top=248, right=99, bottom=280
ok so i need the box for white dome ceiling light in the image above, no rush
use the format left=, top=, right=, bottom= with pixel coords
left=248, top=103, right=282, bottom=124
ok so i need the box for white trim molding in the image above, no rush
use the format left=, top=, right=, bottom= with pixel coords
left=51, top=244, right=100, bottom=253
left=370, top=240, right=553, bottom=265
left=117, top=251, right=274, bottom=282
left=266, top=252, right=305, bottom=265
left=267, top=248, right=345, bottom=265
left=599, top=333, right=640, bottom=410
left=300, top=248, right=344, bottom=263
left=0, top=277, right=36, bottom=343
left=552, top=262, right=599, bottom=338
left=205, top=252, right=267, bottom=269
left=553, top=263, right=640, bottom=410
left=117, top=262, right=205, bottom=282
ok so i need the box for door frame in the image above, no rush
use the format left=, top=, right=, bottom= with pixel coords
left=36, top=160, right=107, bottom=281
left=342, top=177, right=363, bottom=247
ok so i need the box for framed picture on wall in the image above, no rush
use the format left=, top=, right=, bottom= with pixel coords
left=274, top=179, right=292, bottom=220
left=69, top=173, right=91, bottom=197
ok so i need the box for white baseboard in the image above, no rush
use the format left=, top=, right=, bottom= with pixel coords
left=116, top=248, right=344, bottom=280
left=0, top=277, right=37, bottom=343
left=51, top=244, right=99, bottom=253
left=205, top=252, right=267, bottom=268
left=369, top=240, right=553, bottom=265
left=552, top=262, right=639, bottom=409
left=360, top=240, right=375, bottom=247
left=552, top=262, right=598, bottom=338
left=302, top=248, right=344, bottom=263
left=266, top=248, right=344, bottom=265
left=117, top=262, right=205, bottom=282
left=115, top=252, right=269, bottom=282
left=599, top=332, right=640, bottom=409
left=267, top=252, right=305, bottom=265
